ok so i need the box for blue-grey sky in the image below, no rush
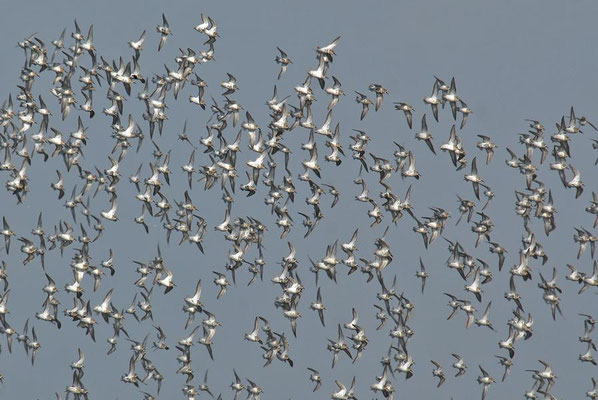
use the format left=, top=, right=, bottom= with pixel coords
left=1, top=1, right=598, bottom=399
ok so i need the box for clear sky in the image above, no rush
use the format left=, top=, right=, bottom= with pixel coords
left=1, top=1, right=598, bottom=399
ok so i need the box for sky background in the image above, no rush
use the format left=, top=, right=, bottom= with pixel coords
left=1, top=1, right=598, bottom=399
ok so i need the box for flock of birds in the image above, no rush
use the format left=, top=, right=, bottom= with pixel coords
left=0, top=12, right=597, bottom=400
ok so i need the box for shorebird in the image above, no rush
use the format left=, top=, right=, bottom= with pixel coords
left=275, top=47, right=292, bottom=80
left=477, top=365, right=495, bottom=400
left=156, top=14, right=172, bottom=51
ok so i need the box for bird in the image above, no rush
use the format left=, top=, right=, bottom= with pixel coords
left=310, top=287, right=326, bottom=326
left=275, top=47, right=292, bottom=80
left=423, top=80, right=441, bottom=122
left=430, top=360, right=446, bottom=387
left=1, top=217, right=15, bottom=254
left=156, top=14, right=172, bottom=51
left=394, top=102, right=415, bottom=129
left=415, top=257, right=428, bottom=293
left=369, top=84, right=388, bottom=111
left=442, top=77, right=460, bottom=119
left=128, top=30, right=146, bottom=56
left=464, top=157, right=484, bottom=199
left=476, top=135, right=496, bottom=164
left=451, top=353, right=467, bottom=377
left=477, top=365, right=495, bottom=400
left=414, top=114, right=436, bottom=154
left=244, top=317, right=262, bottom=344
left=355, top=91, right=372, bottom=120
left=494, top=355, right=512, bottom=381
